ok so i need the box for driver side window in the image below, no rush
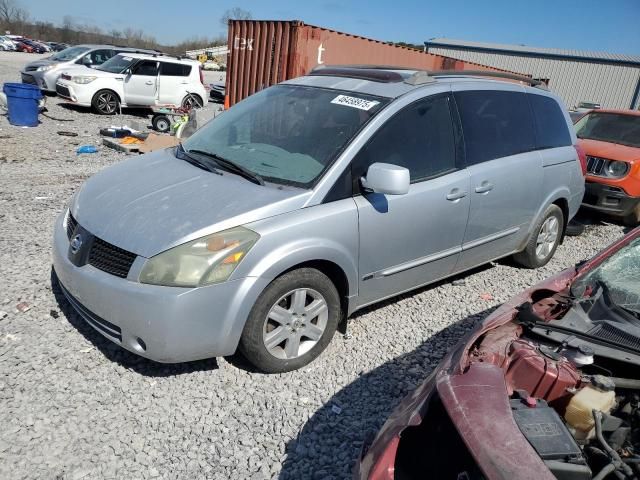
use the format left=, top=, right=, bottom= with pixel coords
left=131, top=60, right=159, bottom=76
left=353, top=93, right=457, bottom=188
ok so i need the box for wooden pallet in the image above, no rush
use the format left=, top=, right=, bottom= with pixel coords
left=102, top=137, right=142, bottom=153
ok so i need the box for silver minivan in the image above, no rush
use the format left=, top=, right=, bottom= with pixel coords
left=52, top=67, right=585, bottom=372
left=21, top=44, right=160, bottom=92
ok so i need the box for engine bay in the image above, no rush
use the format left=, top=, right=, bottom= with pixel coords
left=468, top=286, right=640, bottom=480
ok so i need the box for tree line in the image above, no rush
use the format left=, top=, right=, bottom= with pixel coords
left=0, top=0, right=251, bottom=54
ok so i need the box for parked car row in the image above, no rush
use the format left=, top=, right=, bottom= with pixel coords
left=0, top=35, right=68, bottom=53
left=19, top=44, right=207, bottom=113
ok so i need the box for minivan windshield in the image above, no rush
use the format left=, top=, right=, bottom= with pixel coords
left=182, top=85, right=388, bottom=187
left=97, top=54, right=135, bottom=73
left=50, top=46, right=91, bottom=61
left=575, top=112, right=640, bottom=148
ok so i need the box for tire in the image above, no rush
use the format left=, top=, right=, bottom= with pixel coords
left=182, top=93, right=203, bottom=109
left=152, top=114, right=171, bottom=133
left=623, top=204, right=640, bottom=227
left=239, top=268, right=341, bottom=373
left=565, top=220, right=585, bottom=237
left=91, top=90, right=119, bottom=115
left=513, top=204, right=565, bottom=269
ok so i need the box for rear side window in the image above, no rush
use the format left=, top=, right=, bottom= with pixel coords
left=529, top=94, right=572, bottom=149
left=454, top=90, right=536, bottom=165
left=354, top=94, right=457, bottom=183
left=161, top=62, right=192, bottom=77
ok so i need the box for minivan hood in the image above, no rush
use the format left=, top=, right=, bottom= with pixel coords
left=71, top=148, right=311, bottom=258
left=24, top=58, right=57, bottom=69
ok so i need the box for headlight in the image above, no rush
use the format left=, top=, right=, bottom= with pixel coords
left=72, top=76, right=97, bottom=84
left=605, top=160, right=629, bottom=178
left=37, top=65, right=55, bottom=72
left=139, top=227, right=259, bottom=287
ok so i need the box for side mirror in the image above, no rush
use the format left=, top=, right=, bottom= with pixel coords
left=361, top=163, right=410, bottom=195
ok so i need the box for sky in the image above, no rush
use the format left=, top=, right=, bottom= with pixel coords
left=18, top=0, right=640, bottom=55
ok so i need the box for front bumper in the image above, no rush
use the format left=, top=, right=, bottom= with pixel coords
left=55, top=80, right=93, bottom=106
left=582, top=180, right=640, bottom=217
left=52, top=211, right=269, bottom=363
left=21, top=69, right=58, bottom=91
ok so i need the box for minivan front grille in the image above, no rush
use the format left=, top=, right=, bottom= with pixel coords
left=586, top=156, right=607, bottom=176
left=88, top=237, right=137, bottom=279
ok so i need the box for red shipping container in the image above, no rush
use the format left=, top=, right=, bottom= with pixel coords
left=226, top=20, right=524, bottom=107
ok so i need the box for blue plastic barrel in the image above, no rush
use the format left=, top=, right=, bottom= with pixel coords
left=3, top=83, right=42, bottom=127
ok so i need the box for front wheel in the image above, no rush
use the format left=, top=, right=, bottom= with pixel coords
left=239, top=268, right=341, bottom=373
left=513, top=204, right=564, bottom=269
left=91, top=90, right=119, bottom=115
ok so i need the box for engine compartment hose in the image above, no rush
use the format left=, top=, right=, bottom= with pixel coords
left=610, top=377, right=640, bottom=390
left=593, top=463, right=616, bottom=480
left=593, top=410, right=635, bottom=478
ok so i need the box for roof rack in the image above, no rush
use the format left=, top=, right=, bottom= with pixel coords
left=309, top=65, right=547, bottom=88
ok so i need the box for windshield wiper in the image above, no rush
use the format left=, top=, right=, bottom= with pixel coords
left=175, top=144, right=222, bottom=175
left=187, top=149, right=265, bottom=186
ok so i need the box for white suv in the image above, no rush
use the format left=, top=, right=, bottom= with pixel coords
left=55, top=53, right=207, bottom=114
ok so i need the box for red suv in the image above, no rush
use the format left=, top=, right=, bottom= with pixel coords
left=576, top=109, right=640, bottom=225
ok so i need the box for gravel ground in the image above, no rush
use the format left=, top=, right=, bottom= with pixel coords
left=0, top=50, right=629, bottom=479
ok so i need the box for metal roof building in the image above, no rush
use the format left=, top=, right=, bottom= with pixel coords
left=424, top=38, right=640, bottom=110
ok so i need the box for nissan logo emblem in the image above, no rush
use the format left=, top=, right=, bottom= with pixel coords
left=70, top=234, right=83, bottom=254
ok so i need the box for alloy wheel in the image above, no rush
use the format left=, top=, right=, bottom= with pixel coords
left=262, top=288, right=329, bottom=360
left=536, top=216, right=559, bottom=260
left=96, top=92, right=117, bottom=114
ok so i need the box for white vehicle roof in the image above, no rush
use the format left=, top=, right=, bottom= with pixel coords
left=114, top=52, right=200, bottom=65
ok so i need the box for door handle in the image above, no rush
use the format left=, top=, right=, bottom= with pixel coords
left=446, top=189, right=468, bottom=201
left=145, top=81, right=154, bottom=85
left=475, top=182, right=494, bottom=194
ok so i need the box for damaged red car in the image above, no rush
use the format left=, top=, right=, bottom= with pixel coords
left=355, top=227, right=640, bottom=480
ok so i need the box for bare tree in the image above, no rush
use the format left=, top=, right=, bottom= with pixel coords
left=220, top=7, right=252, bottom=28
left=0, top=0, right=29, bottom=32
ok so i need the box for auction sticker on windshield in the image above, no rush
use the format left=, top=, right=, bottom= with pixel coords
left=331, top=95, right=380, bottom=111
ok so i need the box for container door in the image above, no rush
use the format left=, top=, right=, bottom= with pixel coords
left=354, top=93, right=470, bottom=307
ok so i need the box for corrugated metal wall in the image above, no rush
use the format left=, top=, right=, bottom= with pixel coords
left=426, top=47, right=640, bottom=110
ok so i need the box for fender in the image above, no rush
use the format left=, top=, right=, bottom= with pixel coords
left=520, top=186, right=571, bottom=250
left=241, top=237, right=359, bottom=298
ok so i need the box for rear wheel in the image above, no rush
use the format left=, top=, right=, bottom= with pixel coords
left=239, top=268, right=341, bottom=373
left=513, top=204, right=564, bottom=269
left=182, top=93, right=203, bottom=109
left=91, top=90, right=119, bottom=115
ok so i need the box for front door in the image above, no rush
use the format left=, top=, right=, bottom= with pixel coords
left=124, top=60, right=159, bottom=106
left=354, top=93, right=471, bottom=307
left=452, top=88, right=543, bottom=271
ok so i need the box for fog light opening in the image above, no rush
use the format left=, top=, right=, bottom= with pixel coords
left=136, top=337, right=147, bottom=352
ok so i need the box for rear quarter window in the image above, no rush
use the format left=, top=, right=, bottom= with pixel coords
left=454, top=90, right=536, bottom=165
left=529, top=94, right=572, bottom=149
left=161, top=62, right=192, bottom=77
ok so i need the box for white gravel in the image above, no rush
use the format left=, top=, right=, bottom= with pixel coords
left=0, top=50, right=629, bottom=479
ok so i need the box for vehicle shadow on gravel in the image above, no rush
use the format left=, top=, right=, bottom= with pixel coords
left=51, top=269, right=219, bottom=376
left=279, top=305, right=497, bottom=480
left=57, top=102, right=153, bottom=119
